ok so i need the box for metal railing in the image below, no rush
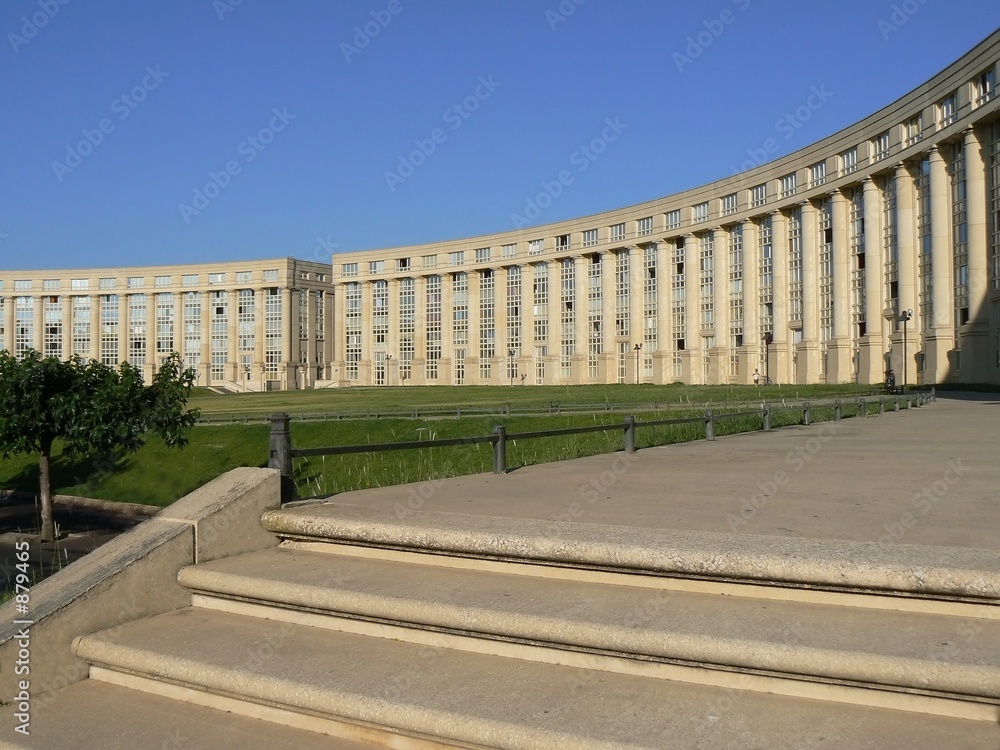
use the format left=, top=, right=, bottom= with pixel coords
left=267, top=390, right=935, bottom=502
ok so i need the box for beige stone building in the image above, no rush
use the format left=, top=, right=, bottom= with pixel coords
left=330, top=30, right=1000, bottom=388
left=0, top=258, right=332, bottom=390
left=3, top=32, right=1000, bottom=389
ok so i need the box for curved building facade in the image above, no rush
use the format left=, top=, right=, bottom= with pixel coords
left=3, top=31, right=999, bottom=390
left=329, top=30, right=1000, bottom=388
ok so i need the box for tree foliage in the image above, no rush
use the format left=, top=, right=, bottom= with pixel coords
left=0, top=350, right=199, bottom=540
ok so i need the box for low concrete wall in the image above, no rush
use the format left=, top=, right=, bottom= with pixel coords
left=0, top=467, right=280, bottom=703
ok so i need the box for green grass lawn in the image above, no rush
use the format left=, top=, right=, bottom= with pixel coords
left=1, top=383, right=881, bottom=507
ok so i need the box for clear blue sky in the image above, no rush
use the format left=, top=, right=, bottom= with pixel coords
left=2, top=0, right=998, bottom=271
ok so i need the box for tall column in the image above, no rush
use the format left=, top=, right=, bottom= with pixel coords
left=61, top=295, right=73, bottom=360
left=741, top=219, right=760, bottom=384
left=3, top=294, right=14, bottom=354
left=600, top=251, right=616, bottom=383
left=145, top=295, right=158, bottom=382
left=32, top=296, right=43, bottom=353
left=173, top=293, right=185, bottom=361
left=925, top=145, right=954, bottom=383
left=411, top=276, right=427, bottom=385
left=628, top=246, right=645, bottom=383
left=711, top=228, right=729, bottom=384
left=893, top=162, right=918, bottom=385
left=516, top=266, right=531, bottom=384
left=860, top=177, right=886, bottom=384
left=305, top=288, right=317, bottom=388
left=653, top=243, right=670, bottom=383
left=90, top=295, right=102, bottom=363
left=280, top=287, right=293, bottom=388
left=491, top=270, right=506, bottom=385
left=440, top=274, right=454, bottom=384
left=962, top=126, right=990, bottom=382
left=770, top=212, right=790, bottom=383
left=118, top=294, right=130, bottom=368
left=254, top=287, right=267, bottom=386
left=828, top=190, right=853, bottom=382
left=197, top=293, right=210, bottom=385
left=798, top=201, right=821, bottom=383
left=227, top=289, right=239, bottom=383
left=573, top=256, right=589, bottom=382
left=323, top=288, right=334, bottom=380
left=683, top=235, right=701, bottom=384
left=467, top=271, right=480, bottom=384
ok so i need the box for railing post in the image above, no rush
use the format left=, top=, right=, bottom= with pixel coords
left=268, top=413, right=295, bottom=503
left=878, top=397, right=885, bottom=414
left=858, top=398, right=866, bottom=417
left=834, top=399, right=842, bottom=421
left=802, top=402, right=811, bottom=426
left=624, top=415, right=637, bottom=454
left=763, top=405, right=771, bottom=432
left=705, top=410, right=716, bottom=441
left=894, top=398, right=900, bottom=411
left=931, top=387, right=936, bottom=402
left=492, top=425, right=507, bottom=474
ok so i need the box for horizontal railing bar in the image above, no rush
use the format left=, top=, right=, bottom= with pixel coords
left=506, top=422, right=626, bottom=440
left=291, top=434, right=495, bottom=457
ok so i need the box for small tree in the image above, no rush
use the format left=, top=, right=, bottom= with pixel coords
left=0, top=350, right=199, bottom=541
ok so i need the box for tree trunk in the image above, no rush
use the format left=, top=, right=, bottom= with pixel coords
left=39, top=442, right=55, bottom=542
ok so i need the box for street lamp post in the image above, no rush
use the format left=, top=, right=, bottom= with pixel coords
left=898, top=309, right=912, bottom=390
left=508, top=349, right=515, bottom=387
left=633, top=343, right=642, bottom=386
left=384, top=354, right=392, bottom=386
left=763, top=332, right=772, bottom=386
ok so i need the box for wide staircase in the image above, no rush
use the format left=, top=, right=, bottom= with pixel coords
left=24, top=501, right=1000, bottom=749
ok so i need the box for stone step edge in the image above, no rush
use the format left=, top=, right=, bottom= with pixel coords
left=75, top=631, right=667, bottom=750
left=280, top=540, right=1000, bottom=619
left=87, top=669, right=481, bottom=750
left=178, top=569, right=1000, bottom=705
left=82, top=602, right=1000, bottom=725
left=262, top=505, right=1000, bottom=602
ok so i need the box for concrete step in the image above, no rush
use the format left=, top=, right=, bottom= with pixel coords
left=0, top=679, right=377, bottom=750
left=263, top=503, right=1000, bottom=603
left=177, top=545, right=1000, bottom=717
left=74, top=607, right=998, bottom=750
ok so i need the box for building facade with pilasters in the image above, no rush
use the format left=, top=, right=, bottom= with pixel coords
left=0, top=258, right=332, bottom=391
left=330, top=31, right=1000, bottom=388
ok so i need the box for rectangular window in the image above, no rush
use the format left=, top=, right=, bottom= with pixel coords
left=975, top=68, right=995, bottom=107
left=342, top=263, right=359, bottom=277
left=127, top=276, right=145, bottom=289
left=699, top=234, right=714, bottom=332
left=396, top=257, right=411, bottom=271
left=904, top=115, right=922, bottom=147
left=589, top=255, right=603, bottom=378
left=156, top=293, right=175, bottom=355
left=129, top=294, right=147, bottom=369
left=422, top=254, right=438, bottom=269
left=938, top=94, right=956, bottom=129
left=43, top=296, right=62, bottom=359
left=693, top=203, right=709, bottom=223
left=610, top=223, right=626, bottom=242
left=810, top=161, right=827, bottom=188
left=345, top=282, right=362, bottom=379
left=14, top=297, right=33, bottom=359
left=368, top=260, right=385, bottom=274
left=474, top=247, right=491, bottom=263
left=840, top=148, right=857, bottom=176
left=532, top=264, right=549, bottom=349
left=559, top=259, right=574, bottom=379
left=71, top=278, right=89, bottom=290
left=501, top=243, right=517, bottom=258
left=14, top=280, right=32, bottom=292
left=43, top=279, right=60, bottom=291
left=506, top=267, right=521, bottom=381
left=528, top=239, right=544, bottom=255
left=480, top=270, right=495, bottom=380
left=728, top=225, right=743, bottom=377
left=154, top=275, right=172, bottom=288
left=425, top=275, right=441, bottom=379
left=758, top=216, right=773, bottom=350
left=555, top=234, right=571, bottom=252
left=262, top=269, right=279, bottom=282
left=637, top=216, right=653, bottom=236
left=665, top=210, right=681, bottom=230
left=750, top=184, right=767, bottom=208
left=583, top=229, right=598, bottom=247
left=372, top=280, right=388, bottom=347
left=101, top=294, right=119, bottom=366
left=264, top=289, right=281, bottom=375
left=398, top=280, right=413, bottom=379
left=780, top=173, right=797, bottom=198
left=449, top=251, right=465, bottom=266
left=181, top=274, right=198, bottom=287
left=72, top=296, right=91, bottom=357
left=183, top=292, right=200, bottom=370
left=871, top=131, right=890, bottom=162
left=722, top=193, right=738, bottom=216
left=788, top=209, right=803, bottom=324
left=452, top=273, right=468, bottom=346
left=99, top=278, right=116, bottom=290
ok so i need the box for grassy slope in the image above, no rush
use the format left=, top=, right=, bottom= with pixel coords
left=1, top=384, right=872, bottom=506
